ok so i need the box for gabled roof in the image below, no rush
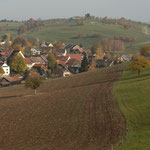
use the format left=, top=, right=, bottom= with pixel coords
left=0, top=75, right=21, bottom=83
left=66, top=54, right=82, bottom=62
left=33, top=64, right=48, bottom=71
left=24, top=58, right=33, bottom=64
left=56, top=56, right=70, bottom=66
left=66, top=58, right=81, bottom=67
left=55, top=49, right=66, bottom=53
left=30, top=57, right=45, bottom=64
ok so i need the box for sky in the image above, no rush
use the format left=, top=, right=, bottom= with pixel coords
left=0, top=0, right=150, bottom=22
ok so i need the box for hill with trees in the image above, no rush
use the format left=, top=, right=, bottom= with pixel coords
left=0, top=16, right=150, bottom=54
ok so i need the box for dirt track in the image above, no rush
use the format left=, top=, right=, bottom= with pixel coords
left=0, top=66, right=126, bottom=150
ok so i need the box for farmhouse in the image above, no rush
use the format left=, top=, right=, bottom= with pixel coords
left=0, top=62, right=10, bottom=76
left=0, top=75, right=22, bottom=87
left=54, top=68, right=71, bottom=77
left=31, top=47, right=41, bottom=56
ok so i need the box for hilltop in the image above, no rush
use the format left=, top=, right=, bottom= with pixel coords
left=0, top=17, right=150, bottom=54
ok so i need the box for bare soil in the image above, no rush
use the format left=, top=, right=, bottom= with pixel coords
left=0, top=66, right=126, bottom=150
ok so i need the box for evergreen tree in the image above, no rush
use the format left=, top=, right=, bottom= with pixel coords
left=80, top=52, right=88, bottom=72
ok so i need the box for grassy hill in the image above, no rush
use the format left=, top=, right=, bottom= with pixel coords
left=0, top=66, right=126, bottom=150
left=1, top=19, right=150, bottom=54
left=115, top=65, right=150, bottom=150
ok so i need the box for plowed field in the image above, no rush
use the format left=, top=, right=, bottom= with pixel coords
left=0, top=66, right=126, bottom=150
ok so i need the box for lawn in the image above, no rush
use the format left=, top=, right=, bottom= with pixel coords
left=115, top=65, right=150, bottom=150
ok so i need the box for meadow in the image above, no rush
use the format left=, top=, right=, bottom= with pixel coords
left=115, top=65, right=150, bottom=150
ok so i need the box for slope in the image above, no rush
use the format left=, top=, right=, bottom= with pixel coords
left=115, top=65, right=150, bottom=150
left=0, top=66, right=126, bottom=150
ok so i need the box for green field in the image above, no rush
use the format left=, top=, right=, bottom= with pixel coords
left=1, top=19, right=150, bottom=54
left=115, top=65, right=150, bottom=150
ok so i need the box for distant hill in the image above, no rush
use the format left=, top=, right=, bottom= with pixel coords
left=0, top=17, right=150, bottom=54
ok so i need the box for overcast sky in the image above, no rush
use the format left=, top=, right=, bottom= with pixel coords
left=0, top=0, right=150, bottom=22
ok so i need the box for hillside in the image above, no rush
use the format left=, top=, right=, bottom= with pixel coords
left=0, top=66, right=126, bottom=150
left=115, top=65, right=150, bottom=150
left=1, top=19, right=150, bottom=54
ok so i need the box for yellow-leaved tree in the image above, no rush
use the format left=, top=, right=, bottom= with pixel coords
left=130, top=55, right=150, bottom=75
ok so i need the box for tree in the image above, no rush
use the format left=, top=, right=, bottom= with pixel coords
left=140, top=45, right=150, bottom=56
left=10, top=54, right=27, bottom=75
left=89, top=57, right=96, bottom=70
left=0, top=67, right=4, bottom=75
left=85, top=13, right=91, bottom=19
left=47, top=53, right=57, bottom=73
left=80, top=52, right=88, bottom=72
left=130, top=55, right=150, bottom=75
left=18, top=25, right=27, bottom=34
left=91, top=42, right=103, bottom=59
left=13, top=36, right=31, bottom=48
left=25, top=76, right=42, bottom=94
left=10, top=43, right=24, bottom=54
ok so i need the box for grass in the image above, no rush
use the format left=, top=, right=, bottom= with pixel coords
left=1, top=20, right=150, bottom=53
left=115, top=65, right=150, bottom=150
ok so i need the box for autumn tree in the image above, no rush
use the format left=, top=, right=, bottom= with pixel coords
left=89, top=57, right=96, bottom=70
left=25, top=76, right=42, bottom=95
left=0, top=67, right=4, bottom=75
left=47, top=53, right=57, bottom=73
left=140, top=45, right=150, bottom=56
left=91, top=42, right=103, bottom=59
left=101, top=38, right=125, bottom=51
left=13, top=36, right=31, bottom=48
left=10, top=43, right=24, bottom=54
left=10, top=53, right=27, bottom=75
left=18, top=25, right=27, bottom=34
left=130, top=55, right=150, bottom=75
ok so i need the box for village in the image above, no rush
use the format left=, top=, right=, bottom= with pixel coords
left=0, top=35, right=131, bottom=88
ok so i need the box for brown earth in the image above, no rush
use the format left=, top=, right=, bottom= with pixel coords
left=0, top=66, right=126, bottom=150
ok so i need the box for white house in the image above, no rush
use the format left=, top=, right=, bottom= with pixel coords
left=0, top=62, right=10, bottom=76
left=31, top=47, right=41, bottom=56
left=63, top=69, right=71, bottom=77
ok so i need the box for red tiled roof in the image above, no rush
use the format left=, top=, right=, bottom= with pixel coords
left=56, top=56, right=70, bottom=66
left=33, top=64, right=48, bottom=71
left=66, top=54, right=82, bottom=62
left=1, top=75, right=21, bottom=83
left=24, top=58, right=32, bottom=64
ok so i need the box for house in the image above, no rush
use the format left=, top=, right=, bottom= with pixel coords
left=55, top=49, right=67, bottom=57
left=7, top=50, right=25, bottom=65
left=66, top=54, right=82, bottom=62
left=56, top=56, right=71, bottom=67
left=0, top=49, right=13, bottom=61
left=96, top=59, right=114, bottom=68
left=33, top=64, right=48, bottom=75
left=71, top=45, right=85, bottom=54
left=121, top=55, right=131, bottom=62
left=31, top=47, right=41, bottom=56
left=54, top=68, right=71, bottom=77
left=0, top=62, right=10, bottom=76
left=66, top=58, right=81, bottom=74
left=48, top=43, right=54, bottom=47
left=0, top=75, right=22, bottom=87
left=24, top=58, right=35, bottom=70
left=29, top=57, right=46, bottom=65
